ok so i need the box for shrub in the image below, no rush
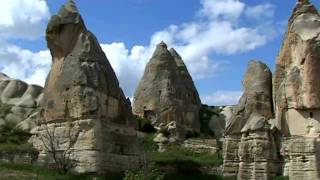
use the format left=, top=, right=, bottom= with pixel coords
left=0, top=162, right=115, bottom=180
left=199, top=105, right=222, bottom=138
left=273, top=176, right=289, bottom=180
left=141, top=133, right=158, bottom=152
left=158, top=128, right=170, bottom=137
left=0, top=122, right=31, bottom=144
left=136, top=116, right=156, bottom=133
left=124, top=164, right=164, bottom=180
left=0, top=142, right=36, bottom=153
left=151, top=145, right=223, bottom=167
left=0, top=103, right=12, bottom=118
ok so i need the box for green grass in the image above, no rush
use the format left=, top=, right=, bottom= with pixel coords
left=151, top=145, right=223, bottom=167
left=0, top=142, right=36, bottom=153
left=0, top=162, right=122, bottom=180
left=163, top=172, right=235, bottom=180
left=136, top=133, right=225, bottom=180
left=141, top=133, right=158, bottom=152
left=273, top=176, right=289, bottom=180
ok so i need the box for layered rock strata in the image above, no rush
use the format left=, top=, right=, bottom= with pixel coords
left=223, top=60, right=281, bottom=180
left=133, top=42, right=201, bottom=136
left=273, top=1, right=320, bottom=179
left=29, top=1, right=140, bottom=174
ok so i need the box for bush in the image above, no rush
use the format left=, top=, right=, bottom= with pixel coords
left=0, top=142, right=36, bottom=153
left=0, top=103, right=12, bottom=118
left=273, top=176, right=289, bottom=180
left=141, top=133, right=158, bottom=152
left=0, top=121, right=35, bottom=153
left=199, top=105, right=222, bottom=138
left=136, top=116, right=156, bottom=133
left=124, top=164, right=164, bottom=180
left=151, top=145, right=223, bottom=167
left=0, top=162, right=116, bottom=180
left=185, top=130, right=200, bottom=139
left=158, top=128, right=170, bottom=137
left=0, top=122, right=31, bottom=144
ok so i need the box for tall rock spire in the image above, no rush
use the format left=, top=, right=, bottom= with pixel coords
left=133, top=42, right=201, bottom=137
left=273, top=1, right=320, bottom=179
left=65, top=0, right=78, bottom=13
left=273, top=0, right=320, bottom=135
left=225, top=60, right=273, bottom=135
left=222, top=60, right=279, bottom=179
left=30, top=0, right=140, bottom=174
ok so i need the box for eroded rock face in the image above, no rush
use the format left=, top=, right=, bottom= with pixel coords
left=223, top=60, right=281, bottom=180
left=273, top=0, right=320, bottom=136
left=133, top=42, right=201, bottom=136
left=0, top=73, right=43, bottom=132
left=29, top=1, right=140, bottom=174
left=273, top=1, right=320, bottom=179
left=225, top=60, right=274, bottom=135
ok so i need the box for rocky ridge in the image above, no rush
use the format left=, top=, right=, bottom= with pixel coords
left=0, top=73, right=43, bottom=132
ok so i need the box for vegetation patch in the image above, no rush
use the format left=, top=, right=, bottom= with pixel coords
left=0, top=162, right=120, bottom=180
left=199, top=104, right=222, bottom=138
left=0, top=122, right=32, bottom=144
left=0, top=103, right=12, bottom=119
left=273, top=176, right=289, bottom=180
left=136, top=116, right=156, bottom=133
left=151, top=145, right=223, bottom=167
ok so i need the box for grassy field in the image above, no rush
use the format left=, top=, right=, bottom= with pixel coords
left=0, top=162, right=124, bottom=180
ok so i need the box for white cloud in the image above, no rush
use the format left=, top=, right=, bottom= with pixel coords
left=0, top=44, right=51, bottom=86
left=245, top=3, right=275, bottom=20
left=201, top=91, right=242, bottom=106
left=0, top=0, right=50, bottom=39
left=200, top=0, right=245, bottom=21
left=0, top=0, right=50, bottom=86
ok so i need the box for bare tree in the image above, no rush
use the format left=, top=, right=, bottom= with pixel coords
left=39, top=121, right=80, bottom=174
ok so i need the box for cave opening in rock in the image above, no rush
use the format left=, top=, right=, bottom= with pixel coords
left=310, top=112, right=314, bottom=118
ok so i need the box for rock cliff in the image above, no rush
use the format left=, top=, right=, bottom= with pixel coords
left=133, top=42, right=201, bottom=137
left=29, top=1, right=140, bottom=174
left=273, top=0, right=320, bottom=179
left=273, top=0, right=320, bottom=136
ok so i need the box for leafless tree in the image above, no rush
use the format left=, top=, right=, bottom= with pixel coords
left=39, top=121, right=80, bottom=174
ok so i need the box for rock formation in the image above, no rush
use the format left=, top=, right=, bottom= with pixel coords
left=273, top=0, right=320, bottom=179
left=29, top=1, right=140, bottom=174
left=0, top=73, right=43, bottom=132
left=223, top=60, right=281, bottom=180
left=133, top=42, right=201, bottom=137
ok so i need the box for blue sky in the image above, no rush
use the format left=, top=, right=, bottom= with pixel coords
left=0, top=0, right=319, bottom=105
